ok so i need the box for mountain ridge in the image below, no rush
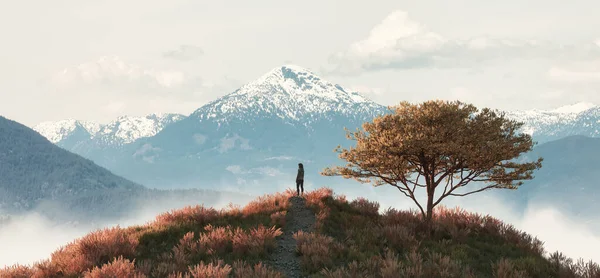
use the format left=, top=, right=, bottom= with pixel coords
left=33, top=113, right=185, bottom=146
left=191, top=65, right=386, bottom=124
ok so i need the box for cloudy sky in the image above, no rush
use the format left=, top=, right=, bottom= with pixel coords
left=2, top=0, right=600, bottom=126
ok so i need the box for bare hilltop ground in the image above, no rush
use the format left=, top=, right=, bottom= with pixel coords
left=1, top=188, right=599, bottom=277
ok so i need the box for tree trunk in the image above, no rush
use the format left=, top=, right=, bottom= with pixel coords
left=425, top=186, right=434, bottom=222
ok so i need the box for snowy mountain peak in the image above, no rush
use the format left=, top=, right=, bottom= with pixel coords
left=505, top=102, right=599, bottom=137
left=233, top=65, right=371, bottom=102
left=34, top=113, right=185, bottom=145
left=34, top=119, right=101, bottom=143
left=194, top=65, right=382, bottom=122
left=96, top=113, right=185, bottom=145
left=551, top=102, right=596, bottom=114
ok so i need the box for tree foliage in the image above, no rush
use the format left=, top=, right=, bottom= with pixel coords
left=322, top=100, right=543, bottom=221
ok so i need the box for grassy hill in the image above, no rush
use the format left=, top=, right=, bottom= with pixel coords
left=1, top=188, right=598, bottom=277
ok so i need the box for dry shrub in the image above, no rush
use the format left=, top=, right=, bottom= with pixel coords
left=200, top=225, right=233, bottom=255
left=172, top=231, right=200, bottom=271
left=381, top=224, right=419, bottom=251
left=50, top=226, right=138, bottom=275
left=313, top=207, right=330, bottom=232
left=29, top=259, right=62, bottom=278
left=492, top=258, right=527, bottom=278
left=431, top=206, right=545, bottom=256
left=335, top=194, right=347, bottom=203
left=84, top=256, right=146, bottom=278
left=321, top=249, right=470, bottom=278
left=350, top=197, right=380, bottom=217
left=497, top=223, right=545, bottom=256
left=303, top=187, right=334, bottom=209
left=270, top=211, right=287, bottom=227
left=321, top=261, right=372, bottom=278
left=155, top=205, right=220, bottom=227
left=0, top=264, right=35, bottom=278
left=294, top=231, right=342, bottom=272
left=169, top=260, right=232, bottom=278
left=232, top=261, right=284, bottom=278
left=242, top=191, right=293, bottom=216
left=187, top=260, right=232, bottom=278
left=550, top=252, right=600, bottom=278
left=571, top=258, right=600, bottom=278
left=221, top=202, right=243, bottom=217
left=232, top=225, right=282, bottom=257
left=381, top=208, right=421, bottom=231
left=345, top=224, right=383, bottom=252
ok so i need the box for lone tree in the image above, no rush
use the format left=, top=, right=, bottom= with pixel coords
left=322, top=100, right=543, bottom=222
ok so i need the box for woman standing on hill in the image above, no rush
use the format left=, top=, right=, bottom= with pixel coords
left=296, top=163, right=304, bottom=196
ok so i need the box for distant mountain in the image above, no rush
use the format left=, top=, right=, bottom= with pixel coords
left=0, top=115, right=251, bottom=222
left=505, top=102, right=600, bottom=143
left=34, top=113, right=185, bottom=147
left=32, top=65, right=600, bottom=195
left=500, top=135, right=600, bottom=227
left=45, top=65, right=386, bottom=190
left=0, top=115, right=142, bottom=213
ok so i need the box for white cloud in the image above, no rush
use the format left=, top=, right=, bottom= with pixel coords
left=219, top=134, right=251, bottom=153
left=50, top=56, right=199, bottom=94
left=327, top=10, right=600, bottom=74
left=163, top=45, right=204, bottom=61
left=133, top=143, right=160, bottom=163
left=346, top=85, right=386, bottom=96
left=36, top=55, right=241, bottom=124
left=226, top=165, right=245, bottom=174
left=253, top=167, right=283, bottom=177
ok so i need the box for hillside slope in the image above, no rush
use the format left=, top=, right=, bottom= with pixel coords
left=501, top=135, right=600, bottom=224
left=0, top=115, right=252, bottom=222
left=2, top=189, right=597, bottom=277
left=0, top=115, right=143, bottom=213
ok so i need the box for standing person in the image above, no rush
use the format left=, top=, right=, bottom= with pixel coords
left=296, top=163, right=304, bottom=196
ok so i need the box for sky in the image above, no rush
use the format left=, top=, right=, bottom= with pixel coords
left=2, top=0, right=600, bottom=126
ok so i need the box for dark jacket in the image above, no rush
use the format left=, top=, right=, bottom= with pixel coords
left=296, top=168, right=304, bottom=181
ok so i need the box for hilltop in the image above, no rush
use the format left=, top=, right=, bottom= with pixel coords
left=2, top=188, right=598, bottom=277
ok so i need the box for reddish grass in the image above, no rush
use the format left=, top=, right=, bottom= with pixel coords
left=155, top=205, right=221, bottom=227
left=48, top=225, right=139, bottom=275
left=240, top=190, right=294, bottom=216
left=0, top=264, right=35, bottom=278
left=3, top=188, right=596, bottom=278
left=84, top=256, right=146, bottom=278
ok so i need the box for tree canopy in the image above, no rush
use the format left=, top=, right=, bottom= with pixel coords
left=321, top=100, right=543, bottom=221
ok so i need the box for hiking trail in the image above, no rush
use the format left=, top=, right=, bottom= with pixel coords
left=266, top=196, right=316, bottom=278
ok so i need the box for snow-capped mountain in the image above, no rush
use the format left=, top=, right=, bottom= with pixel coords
left=33, top=113, right=185, bottom=147
left=193, top=65, right=384, bottom=124
left=34, top=119, right=102, bottom=144
left=35, top=64, right=600, bottom=192
left=64, top=65, right=388, bottom=189
left=505, top=102, right=600, bottom=143
left=94, top=113, right=185, bottom=145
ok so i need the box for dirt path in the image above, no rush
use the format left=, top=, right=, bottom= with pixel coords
left=266, top=196, right=316, bottom=278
